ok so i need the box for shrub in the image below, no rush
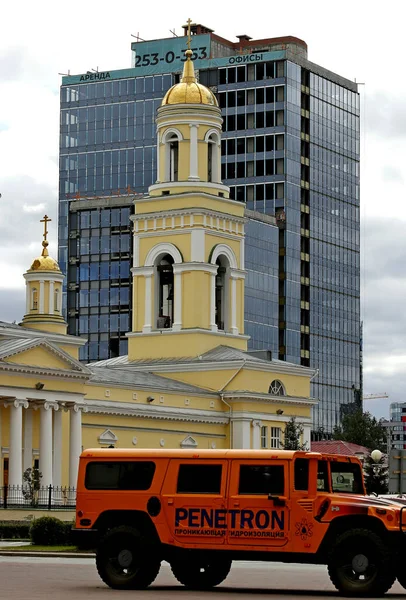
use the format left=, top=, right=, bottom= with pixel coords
left=0, top=522, right=30, bottom=540
left=29, top=516, right=71, bottom=546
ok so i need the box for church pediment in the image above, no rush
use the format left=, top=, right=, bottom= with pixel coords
left=180, top=435, right=198, bottom=448
left=98, top=429, right=118, bottom=444
left=0, top=338, right=89, bottom=375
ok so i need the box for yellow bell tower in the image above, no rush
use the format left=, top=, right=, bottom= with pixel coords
left=128, top=19, right=248, bottom=361
left=21, top=215, right=67, bottom=335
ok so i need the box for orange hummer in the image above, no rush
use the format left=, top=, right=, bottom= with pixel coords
left=73, top=448, right=406, bottom=596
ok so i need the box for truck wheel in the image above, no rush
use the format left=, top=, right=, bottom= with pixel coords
left=171, top=558, right=232, bottom=589
left=96, top=525, right=160, bottom=589
left=327, top=528, right=395, bottom=597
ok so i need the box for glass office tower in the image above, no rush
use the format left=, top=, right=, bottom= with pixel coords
left=59, top=24, right=360, bottom=432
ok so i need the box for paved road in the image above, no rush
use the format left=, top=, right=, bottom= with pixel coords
left=0, top=556, right=405, bottom=598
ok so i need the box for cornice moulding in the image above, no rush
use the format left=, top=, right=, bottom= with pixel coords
left=83, top=399, right=229, bottom=424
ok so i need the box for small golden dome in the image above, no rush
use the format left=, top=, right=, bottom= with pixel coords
left=29, top=253, right=61, bottom=272
left=162, top=49, right=218, bottom=107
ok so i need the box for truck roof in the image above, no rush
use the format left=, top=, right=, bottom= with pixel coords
left=79, top=448, right=357, bottom=461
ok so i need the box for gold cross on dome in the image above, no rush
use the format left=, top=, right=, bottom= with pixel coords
left=40, top=214, right=52, bottom=242
left=186, top=18, right=192, bottom=50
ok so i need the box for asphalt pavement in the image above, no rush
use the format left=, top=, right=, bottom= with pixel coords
left=1, top=556, right=406, bottom=599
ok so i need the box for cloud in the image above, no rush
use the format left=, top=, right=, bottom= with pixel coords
left=0, top=289, right=25, bottom=324
left=382, top=166, right=404, bottom=184
left=367, top=92, right=406, bottom=139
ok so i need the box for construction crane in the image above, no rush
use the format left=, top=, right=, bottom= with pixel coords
left=363, top=393, right=389, bottom=400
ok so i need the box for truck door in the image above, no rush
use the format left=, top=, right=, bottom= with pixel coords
left=226, top=459, right=290, bottom=548
left=161, top=458, right=228, bottom=546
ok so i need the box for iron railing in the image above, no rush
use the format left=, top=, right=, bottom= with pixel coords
left=0, top=486, right=76, bottom=510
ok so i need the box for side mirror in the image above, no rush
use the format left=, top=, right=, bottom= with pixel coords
left=268, top=494, right=285, bottom=507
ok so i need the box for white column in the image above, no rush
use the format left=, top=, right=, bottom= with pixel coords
left=49, top=280, right=54, bottom=313
left=210, top=272, right=217, bottom=331
left=9, top=400, right=27, bottom=487
left=23, top=408, right=33, bottom=474
left=233, top=419, right=251, bottom=449
left=252, top=420, right=262, bottom=450
left=189, top=124, right=199, bottom=181
left=142, top=272, right=153, bottom=333
left=69, top=406, right=83, bottom=489
left=53, top=406, right=62, bottom=488
left=230, top=276, right=238, bottom=335
left=156, top=134, right=160, bottom=182
left=39, top=280, right=45, bottom=314
left=172, top=269, right=182, bottom=331
left=39, top=403, right=53, bottom=488
left=215, top=143, right=221, bottom=183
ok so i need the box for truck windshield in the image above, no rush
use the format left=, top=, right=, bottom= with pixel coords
left=330, top=462, right=363, bottom=494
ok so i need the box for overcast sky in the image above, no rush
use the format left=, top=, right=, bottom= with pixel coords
left=0, top=0, right=403, bottom=419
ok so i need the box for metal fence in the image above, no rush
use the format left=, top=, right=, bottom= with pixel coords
left=0, top=486, right=76, bottom=510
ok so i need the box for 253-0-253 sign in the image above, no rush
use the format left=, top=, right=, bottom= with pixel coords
left=134, top=47, right=208, bottom=67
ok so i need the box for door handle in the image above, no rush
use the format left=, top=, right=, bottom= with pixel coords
left=233, top=502, right=240, bottom=507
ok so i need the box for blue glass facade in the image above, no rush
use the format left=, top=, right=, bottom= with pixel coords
left=59, top=33, right=360, bottom=433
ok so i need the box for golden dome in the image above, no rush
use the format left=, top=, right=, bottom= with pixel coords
left=28, top=214, right=62, bottom=272
left=162, top=49, right=218, bottom=107
left=29, top=252, right=61, bottom=272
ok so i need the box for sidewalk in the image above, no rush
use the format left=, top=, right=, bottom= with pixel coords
left=0, top=542, right=94, bottom=558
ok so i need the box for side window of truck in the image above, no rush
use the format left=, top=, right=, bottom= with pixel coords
left=177, top=464, right=223, bottom=494
left=317, top=460, right=329, bottom=492
left=238, top=464, right=284, bottom=495
left=294, top=458, right=309, bottom=491
left=85, top=461, right=156, bottom=490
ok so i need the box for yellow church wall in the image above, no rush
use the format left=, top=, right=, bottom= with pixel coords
left=22, top=321, right=67, bottom=335
left=84, top=386, right=218, bottom=412
left=5, top=347, right=73, bottom=371
left=224, top=369, right=311, bottom=398
left=81, top=413, right=227, bottom=451
left=127, top=330, right=247, bottom=361
left=138, top=195, right=242, bottom=218
left=132, top=275, right=145, bottom=332
left=206, top=235, right=242, bottom=267
left=237, top=278, right=244, bottom=333
left=230, top=401, right=311, bottom=419
left=182, top=271, right=211, bottom=330
left=139, top=234, right=190, bottom=264
left=58, top=345, right=80, bottom=361
left=161, top=369, right=245, bottom=392
left=0, top=373, right=85, bottom=395
left=160, top=368, right=311, bottom=399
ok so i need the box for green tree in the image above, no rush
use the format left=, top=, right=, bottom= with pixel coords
left=283, top=416, right=308, bottom=450
left=333, top=410, right=387, bottom=452
left=363, top=454, right=389, bottom=495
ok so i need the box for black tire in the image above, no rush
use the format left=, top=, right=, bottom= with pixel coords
left=95, top=525, right=160, bottom=589
left=171, top=557, right=232, bottom=589
left=327, top=528, right=395, bottom=597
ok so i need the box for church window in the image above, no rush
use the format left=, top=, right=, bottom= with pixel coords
left=157, top=254, right=174, bottom=329
left=269, top=380, right=285, bottom=396
left=31, top=288, right=38, bottom=310
left=54, top=288, right=60, bottom=312
left=164, top=132, right=180, bottom=182
left=215, top=256, right=228, bottom=331
left=207, top=132, right=220, bottom=183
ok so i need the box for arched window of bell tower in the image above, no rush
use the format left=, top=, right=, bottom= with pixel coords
left=54, top=288, right=60, bottom=312
left=205, top=130, right=220, bottom=183
left=163, top=129, right=182, bottom=182
left=156, top=254, right=174, bottom=329
left=31, top=287, right=38, bottom=310
left=215, top=255, right=229, bottom=331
